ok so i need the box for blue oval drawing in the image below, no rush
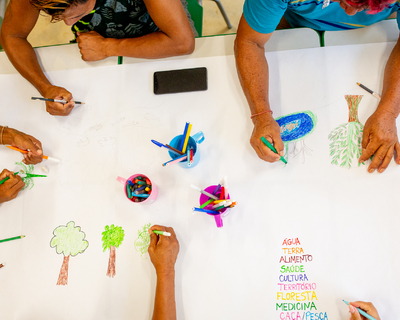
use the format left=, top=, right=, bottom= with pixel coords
left=275, top=111, right=317, bottom=142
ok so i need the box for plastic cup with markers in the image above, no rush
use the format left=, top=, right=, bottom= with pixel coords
left=116, top=174, right=158, bottom=204
left=167, top=131, right=204, bottom=169
left=191, top=177, right=237, bottom=228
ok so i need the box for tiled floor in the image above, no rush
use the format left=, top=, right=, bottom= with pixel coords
left=24, top=0, right=244, bottom=48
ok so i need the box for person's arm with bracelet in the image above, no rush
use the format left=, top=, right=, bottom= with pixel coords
left=0, top=125, right=43, bottom=164
left=148, top=225, right=179, bottom=320
left=0, top=0, right=75, bottom=116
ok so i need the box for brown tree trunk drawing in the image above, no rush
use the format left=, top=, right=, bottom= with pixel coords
left=57, top=255, right=70, bottom=286
left=106, top=246, right=116, bottom=278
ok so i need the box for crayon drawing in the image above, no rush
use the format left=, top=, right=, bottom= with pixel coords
left=102, top=225, right=125, bottom=278
left=50, top=221, right=89, bottom=285
left=275, top=111, right=317, bottom=162
left=15, top=162, right=34, bottom=190
left=329, top=95, right=364, bottom=168
left=134, top=223, right=151, bottom=259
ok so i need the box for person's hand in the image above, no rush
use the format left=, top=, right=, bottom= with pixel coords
left=0, top=169, right=25, bottom=204
left=4, top=127, right=43, bottom=165
left=349, top=301, right=381, bottom=320
left=148, top=225, right=179, bottom=275
left=250, top=113, right=284, bottom=162
left=76, top=31, right=109, bottom=61
left=359, top=109, right=400, bottom=173
left=42, top=85, right=75, bottom=116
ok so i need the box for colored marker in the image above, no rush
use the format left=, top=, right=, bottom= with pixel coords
left=31, top=97, right=85, bottom=104
left=6, top=146, right=60, bottom=163
left=0, top=172, right=18, bottom=186
left=162, top=155, right=187, bottom=167
left=190, top=147, right=193, bottom=164
left=186, top=148, right=191, bottom=167
left=182, top=123, right=192, bottom=153
left=356, top=82, right=381, bottom=99
left=165, top=144, right=185, bottom=155
left=192, top=207, right=219, bottom=214
left=261, top=137, right=287, bottom=164
left=223, top=176, right=228, bottom=199
left=153, top=230, right=171, bottom=236
left=151, top=140, right=183, bottom=156
left=180, top=122, right=189, bottom=151
left=220, top=186, right=225, bottom=200
left=190, top=185, right=219, bottom=200
left=343, top=301, right=376, bottom=320
left=200, top=199, right=213, bottom=209
left=0, top=235, right=25, bottom=243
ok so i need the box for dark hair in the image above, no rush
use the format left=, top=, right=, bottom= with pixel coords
left=345, top=0, right=394, bottom=13
left=30, top=0, right=90, bottom=21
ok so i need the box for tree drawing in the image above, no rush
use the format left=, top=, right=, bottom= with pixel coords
left=329, top=95, right=365, bottom=168
left=275, top=111, right=317, bottom=162
left=102, top=224, right=125, bottom=278
left=134, top=223, right=151, bottom=259
left=15, top=162, right=46, bottom=190
left=50, top=221, right=89, bottom=285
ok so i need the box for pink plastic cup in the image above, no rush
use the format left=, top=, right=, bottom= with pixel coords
left=116, top=174, right=158, bottom=204
left=199, top=185, right=230, bottom=228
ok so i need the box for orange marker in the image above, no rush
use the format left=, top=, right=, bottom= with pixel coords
left=6, top=146, right=60, bottom=163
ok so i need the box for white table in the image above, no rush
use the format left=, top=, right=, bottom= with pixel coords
left=0, top=35, right=399, bottom=320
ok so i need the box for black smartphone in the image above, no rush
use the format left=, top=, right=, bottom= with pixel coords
left=153, top=67, right=208, bottom=95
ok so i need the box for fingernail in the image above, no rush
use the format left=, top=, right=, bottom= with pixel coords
left=349, top=305, right=356, bottom=313
left=359, top=159, right=364, bottom=163
left=368, top=168, right=374, bottom=173
left=378, top=168, right=384, bottom=173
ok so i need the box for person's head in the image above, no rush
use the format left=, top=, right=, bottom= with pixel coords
left=331, top=0, right=394, bottom=15
left=30, top=0, right=96, bottom=25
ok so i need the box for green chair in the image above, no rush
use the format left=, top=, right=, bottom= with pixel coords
left=187, top=0, right=203, bottom=37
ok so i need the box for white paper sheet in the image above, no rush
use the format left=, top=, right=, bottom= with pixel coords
left=0, top=42, right=399, bottom=320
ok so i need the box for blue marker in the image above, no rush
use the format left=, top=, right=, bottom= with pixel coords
left=180, top=122, right=189, bottom=151
left=192, top=207, right=219, bottom=215
left=343, top=300, right=377, bottom=320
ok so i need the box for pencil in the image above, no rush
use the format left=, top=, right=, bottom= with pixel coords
left=31, top=97, right=85, bottom=104
left=0, top=172, right=19, bottom=186
left=165, top=144, right=184, bottom=155
left=6, top=146, right=60, bottom=163
left=0, top=235, right=25, bottom=243
left=182, top=123, right=192, bottom=154
left=356, top=82, right=381, bottom=99
left=343, top=300, right=376, bottom=320
left=261, top=137, right=287, bottom=164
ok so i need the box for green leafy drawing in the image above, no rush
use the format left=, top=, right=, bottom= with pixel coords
left=50, top=221, right=89, bottom=285
left=102, top=224, right=125, bottom=278
left=134, top=223, right=151, bottom=259
left=15, top=161, right=46, bottom=190
left=328, top=95, right=365, bottom=169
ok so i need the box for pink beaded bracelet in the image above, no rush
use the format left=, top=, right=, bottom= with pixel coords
left=250, top=110, right=273, bottom=119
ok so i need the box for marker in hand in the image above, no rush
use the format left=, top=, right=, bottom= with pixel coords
left=31, top=97, right=85, bottom=105
left=261, top=136, right=287, bottom=164
left=6, top=146, right=60, bottom=163
left=153, top=230, right=171, bottom=237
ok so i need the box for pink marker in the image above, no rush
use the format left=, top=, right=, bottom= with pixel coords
left=162, top=155, right=187, bottom=167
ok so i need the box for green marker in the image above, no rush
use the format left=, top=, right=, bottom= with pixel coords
left=153, top=230, right=171, bottom=237
left=0, top=172, right=19, bottom=186
left=261, top=137, right=287, bottom=164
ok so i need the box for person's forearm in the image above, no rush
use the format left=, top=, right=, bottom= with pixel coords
left=378, top=37, right=400, bottom=118
left=0, top=126, right=13, bottom=145
left=234, top=38, right=271, bottom=115
left=104, top=31, right=194, bottom=59
left=0, top=36, right=52, bottom=95
left=152, top=271, right=176, bottom=320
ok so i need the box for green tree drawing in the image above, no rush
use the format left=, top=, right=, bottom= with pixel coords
left=50, top=221, right=89, bottom=285
left=102, top=224, right=125, bottom=278
left=134, top=223, right=151, bottom=259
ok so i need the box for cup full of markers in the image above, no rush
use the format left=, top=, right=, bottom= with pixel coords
left=151, top=122, right=205, bottom=168
left=191, top=176, right=237, bottom=228
left=116, top=174, right=158, bottom=204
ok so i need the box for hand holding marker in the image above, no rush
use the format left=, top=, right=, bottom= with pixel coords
left=32, top=97, right=85, bottom=105
left=261, top=137, right=287, bottom=164
left=7, top=146, right=60, bottom=163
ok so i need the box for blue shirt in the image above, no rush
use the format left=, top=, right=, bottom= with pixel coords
left=243, top=0, right=400, bottom=33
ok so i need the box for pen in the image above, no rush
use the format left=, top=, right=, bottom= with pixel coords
left=261, top=137, right=287, bottom=164
left=0, top=172, right=19, bottom=186
left=31, top=97, right=85, bottom=105
left=153, top=230, right=171, bottom=236
left=6, top=146, right=60, bottom=162
left=356, top=83, right=381, bottom=99
left=162, top=155, right=187, bottom=167
left=343, top=300, right=376, bottom=320
left=190, top=185, right=219, bottom=200
left=151, top=140, right=183, bottom=156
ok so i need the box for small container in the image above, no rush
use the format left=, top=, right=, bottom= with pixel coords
left=116, top=174, right=158, bottom=204
left=199, top=185, right=230, bottom=228
left=168, top=131, right=204, bottom=169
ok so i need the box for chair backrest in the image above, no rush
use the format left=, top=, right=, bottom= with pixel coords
left=186, top=0, right=203, bottom=37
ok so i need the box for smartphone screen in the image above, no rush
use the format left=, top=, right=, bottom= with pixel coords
left=153, top=67, right=208, bottom=95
